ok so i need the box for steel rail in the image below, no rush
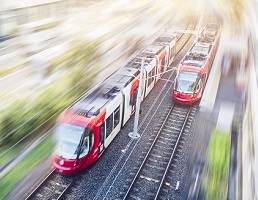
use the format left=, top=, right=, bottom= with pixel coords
left=26, top=18, right=197, bottom=200
left=95, top=21, right=197, bottom=200
left=25, top=169, right=55, bottom=200
left=25, top=169, right=78, bottom=200
left=154, top=106, right=192, bottom=200
left=122, top=104, right=192, bottom=199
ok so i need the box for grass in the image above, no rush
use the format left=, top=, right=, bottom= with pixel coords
left=0, top=42, right=98, bottom=146
left=0, top=133, right=54, bottom=200
left=0, top=144, right=26, bottom=168
left=0, top=41, right=98, bottom=199
left=204, top=130, right=230, bottom=200
left=0, top=61, right=28, bottom=78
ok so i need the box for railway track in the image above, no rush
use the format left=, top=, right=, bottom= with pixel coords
left=24, top=22, right=196, bottom=200
left=93, top=23, right=197, bottom=200
left=175, top=23, right=196, bottom=56
left=121, top=104, right=197, bottom=200
left=25, top=170, right=77, bottom=200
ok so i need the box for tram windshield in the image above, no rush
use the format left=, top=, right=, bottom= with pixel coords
left=175, top=71, right=199, bottom=94
left=55, top=124, right=85, bottom=159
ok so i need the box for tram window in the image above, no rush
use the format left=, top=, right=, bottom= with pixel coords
left=130, top=94, right=133, bottom=105
left=90, top=133, right=94, bottom=150
left=147, top=71, right=152, bottom=87
left=133, top=88, right=138, bottom=104
left=147, top=69, right=155, bottom=87
left=208, top=46, right=212, bottom=53
left=170, top=47, right=174, bottom=60
left=100, top=123, right=105, bottom=143
left=114, top=106, right=120, bottom=128
left=160, top=56, right=166, bottom=73
left=152, top=68, right=155, bottom=80
left=195, top=80, right=202, bottom=92
left=79, top=131, right=94, bottom=158
left=80, top=137, right=89, bottom=157
left=106, top=114, right=113, bottom=137
left=161, top=56, right=165, bottom=68
left=130, top=87, right=138, bottom=105
left=195, top=83, right=200, bottom=92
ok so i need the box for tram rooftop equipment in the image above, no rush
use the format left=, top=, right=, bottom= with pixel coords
left=71, top=67, right=140, bottom=118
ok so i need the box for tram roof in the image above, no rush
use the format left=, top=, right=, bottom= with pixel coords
left=190, top=42, right=211, bottom=55
left=70, top=67, right=140, bottom=118
left=142, top=44, right=166, bottom=56
left=152, top=34, right=176, bottom=44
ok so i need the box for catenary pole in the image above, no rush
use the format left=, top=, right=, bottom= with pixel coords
left=128, top=57, right=145, bottom=139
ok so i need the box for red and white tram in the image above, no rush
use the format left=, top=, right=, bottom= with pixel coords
left=53, top=34, right=177, bottom=174
left=173, top=24, right=220, bottom=105
left=152, top=33, right=177, bottom=67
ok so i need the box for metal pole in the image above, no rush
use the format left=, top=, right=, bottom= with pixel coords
left=128, top=57, right=145, bottom=139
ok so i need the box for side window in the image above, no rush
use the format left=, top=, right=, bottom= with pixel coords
left=195, top=79, right=202, bottom=92
left=208, top=45, right=212, bottom=53
left=80, top=137, right=89, bottom=156
left=79, top=131, right=94, bottom=158
left=104, top=106, right=121, bottom=138
left=152, top=68, right=155, bottom=81
left=161, top=56, right=165, bottom=69
left=130, top=87, right=138, bottom=105
left=148, top=68, right=155, bottom=87
left=133, top=87, right=138, bottom=104
left=147, top=70, right=152, bottom=87
left=170, top=47, right=174, bottom=60
left=90, top=133, right=94, bottom=150
left=195, top=83, right=200, bottom=92
left=114, top=106, right=120, bottom=128
left=100, top=123, right=105, bottom=143
left=106, top=114, right=113, bottom=137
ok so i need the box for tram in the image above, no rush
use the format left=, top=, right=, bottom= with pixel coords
left=53, top=34, right=177, bottom=174
left=173, top=23, right=220, bottom=105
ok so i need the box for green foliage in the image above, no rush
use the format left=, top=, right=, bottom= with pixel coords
left=44, top=41, right=100, bottom=76
left=0, top=134, right=54, bottom=200
left=204, top=130, right=230, bottom=200
left=0, top=61, right=27, bottom=78
left=0, top=145, right=25, bottom=168
left=0, top=40, right=100, bottom=199
left=0, top=42, right=98, bottom=147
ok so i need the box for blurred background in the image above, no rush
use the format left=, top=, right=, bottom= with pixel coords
left=0, top=0, right=257, bottom=199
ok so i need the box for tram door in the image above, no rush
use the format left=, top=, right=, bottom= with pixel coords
left=158, top=55, right=166, bottom=79
left=99, top=106, right=121, bottom=154
left=130, top=87, right=138, bottom=114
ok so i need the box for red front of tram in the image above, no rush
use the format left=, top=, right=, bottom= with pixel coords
left=173, top=66, right=204, bottom=105
left=53, top=111, right=105, bottom=175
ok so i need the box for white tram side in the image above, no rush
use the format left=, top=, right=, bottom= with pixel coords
left=152, top=33, right=177, bottom=67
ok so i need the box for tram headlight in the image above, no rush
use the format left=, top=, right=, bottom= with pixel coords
left=59, top=159, right=64, bottom=165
